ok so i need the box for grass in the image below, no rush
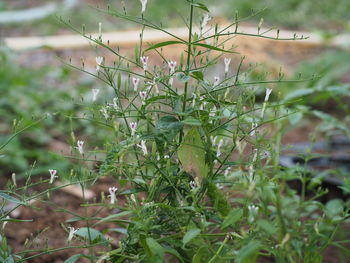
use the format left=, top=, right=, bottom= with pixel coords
left=1, top=0, right=350, bottom=37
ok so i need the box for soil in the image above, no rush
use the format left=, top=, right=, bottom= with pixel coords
left=4, top=176, right=124, bottom=263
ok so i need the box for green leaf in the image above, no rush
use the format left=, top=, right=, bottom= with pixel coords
left=221, top=208, right=243, bottom=229
left=145, top=41, right=183, bottom=52
left=191, top=71, right=204, bottom=81
left=257, top=219, right=277, bottom=235
left=3, top=256, right=14, bottom=263
left=182, top=117, right=202, bottom=126
left=156, top=116, right=183, bottom=141
left=64, top=254, right=83, bottom=263
left=191, top=2, right=210, bottom=12
left=0, top=191, right=25, bottom=205
left=236, top=240, right=262, bottom=263
left=288, top=111, right=303, bottom=125
left=95, top=211, right=132, bottom=225
left=177, top=72, right=191, bottom=83
left=207, top=182, right=230, bottom=217
left=192, top=246, right=208, bottom=263
left=193, top=43, right=237, bottom=53
left=178, top=128, right=208, bottom=180
left=183, top=228, right=201, bottom=245
left=146, top=237, right=164, bottom=262
left=312, top=110, right=350, bottom=137
left=283, top=88, right=313, bottom=101
left=163, top=248, right=184, bottom=263
left=75, top=227, right=107, bottom=244
left=65, top=216, right=83, bottom=223
left=325, top=199, right=344, bottom=218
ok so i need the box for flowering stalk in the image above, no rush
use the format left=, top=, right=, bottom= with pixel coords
left=76, top=140, right=84, bottom=155
left=49, top=169, right=58, bottom=184
left=214, top=76, right=220, bottom=87
left=139, top=91, right=147, bottom=104
left=92, top=88, right=100, bottom=102
left=140, top=0, right=147, bottom=13
left=248, top=149, right=258, bottom=182
left=224, top=57, right=231, bottom=74
left=100, top=106, right=109, bottom=120
left=201, top=13, right=211, bottom=30
left=168, top=60, right=177, bottom=74
left=108, top=186, right=118, bottom=204
left=98, top=22, right=102, bottom=40
left=140, top=56, right=149, bottom=71
left=96, top=56, right=103, bottom=72
left=129, top=122, right=137, bottom=136
left=137, top=140, right=148, bottom=156
left=67, top=226, right=79, bottom=242
left=261, top=88, right=273, bottom=118
left=132, top=78, right=140, bottom=91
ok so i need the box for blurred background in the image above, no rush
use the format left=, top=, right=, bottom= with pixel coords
left=0, top=0, right=349, bottom=180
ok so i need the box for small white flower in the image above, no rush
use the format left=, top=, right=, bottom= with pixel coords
left=11, top=173, right=16, bottom=187
left=130, top=194, right=137, bottom=204
left=137, top=140, right=148, bottom=156
left=108, top=186, right=118, bottom=204
left=250, top=122, right=258, bottom=136
left=264, top=88, right=273, bottom=102
left=67, top=226, right=79, bottom=242
left=214, top=76, right=220, bottom=87
left=164, top=155, right=170, bottom=159
left=96, top=56, right=104, bottom=72
left=98, top=22, right=102, bottom=39
left=92, top=88, right=100, bottom=102
left=224, top=167, right=231, bottom=177
left=190, top=180, right=197, bottom=190
left=100, top=106, right=109, bottom=120
left=112, top=98, right=119, bottom=110
left=76, top=140, right=84, bottom=155
left=201, top=13, right=211, bottom=29
left=140, top=56, right=149, bottom=71
left=262, top=151, right=270, bottom=159
left=224, top=57, right=231, bottom=74
left=129, top=122, right=137, bottom=136
left=216, top=183, right=224, bottom=189
left=168, top=60, right=177, bottom=74
left=216, top=138, right=224, bottom=157
left=168, top=77, right=174, bottom=86
left=2, top=216, right=10, bottom=230
left=190, top=177, right=200, bottom=192
left=49, top=169, right=58, bottom=184
left=192, top=93, right=197, bottom=108
left=248, top=205, right=259, bottom=223
left=210, top=136, right=218, bottom=145
left=132, top=78, right=140, bottom=91
left=209, top=105, right=217, bottom=118
left=140, top=0, right=148, bottom=13
left=144, top=201, right=154, bottom=208
left=139, top=91, right=147, bottom=104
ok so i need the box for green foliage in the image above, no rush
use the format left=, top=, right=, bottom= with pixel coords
left=225, top=0, right=350, bottom=30
left=2, top=0, right=350, bottom=262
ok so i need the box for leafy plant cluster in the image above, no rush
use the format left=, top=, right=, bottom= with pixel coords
left=1, top=0, right=350, bottom=262
left=55, top=1, right=350, bottom=262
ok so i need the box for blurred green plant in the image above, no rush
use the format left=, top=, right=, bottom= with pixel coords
left=0, top=46, right=109, bottom=178
left=225, top=0, right=350, bottom=31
